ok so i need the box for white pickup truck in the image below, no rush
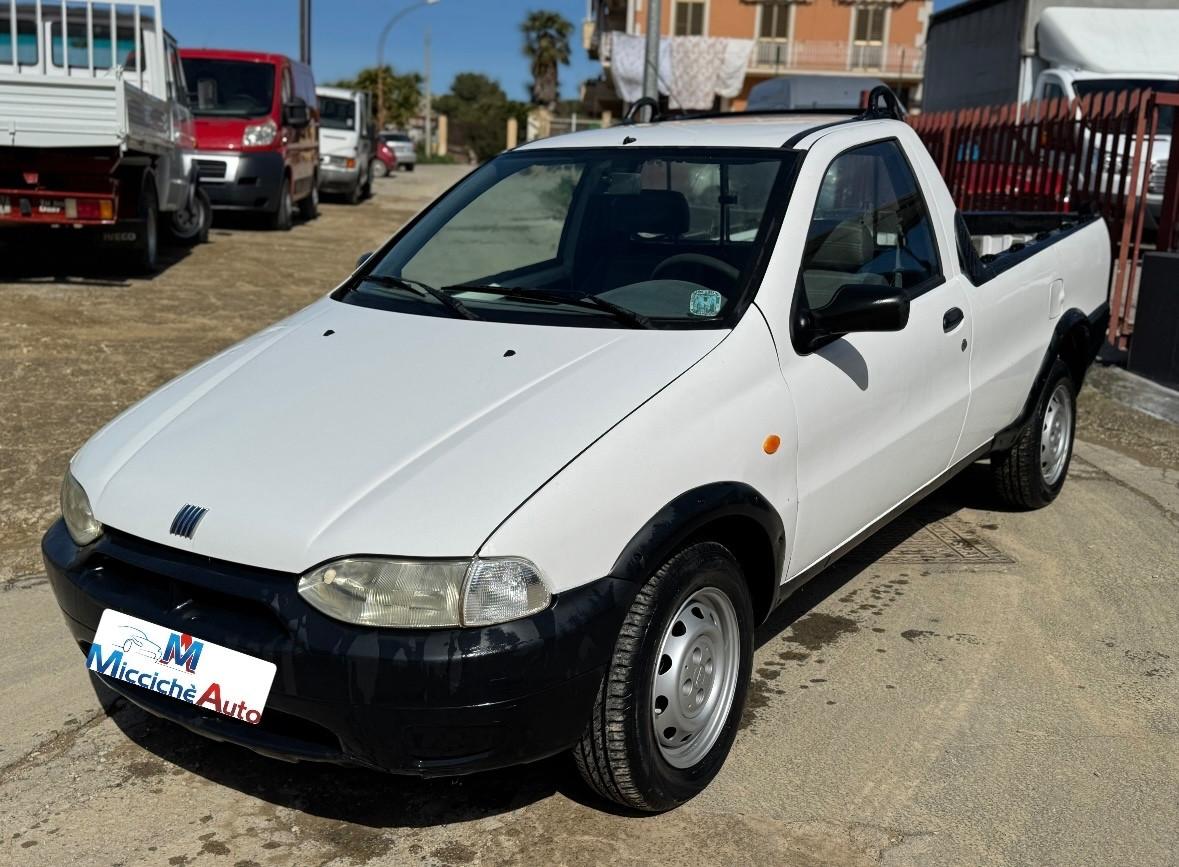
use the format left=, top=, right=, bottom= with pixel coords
left=0, top=0, right=208, bottom=269
left=43, top=95, right=1110, bottom=812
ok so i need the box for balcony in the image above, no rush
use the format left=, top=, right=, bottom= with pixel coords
left=749, top=39, right=924, bottom=79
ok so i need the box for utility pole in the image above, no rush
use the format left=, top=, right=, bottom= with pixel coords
left=640, top=0, right=661, bottom=120
left=377, top=0, right=440, bottom=132
left=424, top=29, right=432, bottom=158
left=299, top=0, right=311, bottom=65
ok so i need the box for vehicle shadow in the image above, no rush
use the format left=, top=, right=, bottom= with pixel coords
left=0, top=235, right=193, bottom=283
left=755, top=462, right=1012, bottom=648
left=100, top=462, right=1015, bottom=824
left=104, top=692, right=569, bottom=827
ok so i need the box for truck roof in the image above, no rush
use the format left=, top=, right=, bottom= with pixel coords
left=316, top=85, right=361, bottom=100
left=515, top=112, right=855, bottom=151
left=178, top=47, right=296, bottom=66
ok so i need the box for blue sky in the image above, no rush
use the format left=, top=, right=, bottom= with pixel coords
left=164, top=0, right=967, bottom=101
left=164, top=0, right=602, bottom=101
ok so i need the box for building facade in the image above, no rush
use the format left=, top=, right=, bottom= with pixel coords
left=585, top=0, right=932, bottom=111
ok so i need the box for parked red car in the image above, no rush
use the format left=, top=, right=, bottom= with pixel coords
left=179, top=49, right=320, bottom=230
left=374, top=139, right=399, bottom=177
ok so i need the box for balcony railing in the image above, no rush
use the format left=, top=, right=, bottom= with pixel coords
left=750, top=39, right=924, bottom=78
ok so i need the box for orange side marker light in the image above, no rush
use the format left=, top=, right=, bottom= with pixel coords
left=763, top=435, right=781, bottom=455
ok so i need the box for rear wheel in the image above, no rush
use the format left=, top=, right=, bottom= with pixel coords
left=992, top=358, right=1077, bottom=509
left=574, top=542, right=753, bottom=812
left=127, top=177, right=159, bottom=274
left=405, top=162, right=415, bottom=172
left=269, top=178, right=293, bottom=231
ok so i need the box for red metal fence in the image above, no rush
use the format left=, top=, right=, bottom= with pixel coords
left=909, top=91, right=1179, bottom=349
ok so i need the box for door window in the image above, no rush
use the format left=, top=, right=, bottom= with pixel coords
left=800, top=140, right=941, bottom=309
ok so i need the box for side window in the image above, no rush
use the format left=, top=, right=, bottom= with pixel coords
left=799, top=140, right=941, bottom=309
left=281, top=65, right=293, bottom=104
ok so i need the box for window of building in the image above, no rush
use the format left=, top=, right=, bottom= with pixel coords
left=674, top=1, right=705, bottom=36
left=760, top=3, right=791, bottom=40
left=852, top=5, right=886, bottom=44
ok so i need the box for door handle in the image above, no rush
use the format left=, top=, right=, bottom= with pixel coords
left=943, top=307, right=964, bottom=332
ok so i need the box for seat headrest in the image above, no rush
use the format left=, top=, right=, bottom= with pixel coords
left=808, top=219, right=871, bottom=271
left=607, top=189, right=691, bottom=237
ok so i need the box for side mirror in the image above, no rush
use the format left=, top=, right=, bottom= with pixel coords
left=283, top=97, right=310, bottom=128
left=796, top=283, right=910, bottom=351
left=356, top=251, right=373, bottom=268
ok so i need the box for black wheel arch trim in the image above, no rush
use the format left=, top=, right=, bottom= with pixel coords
left=992, top=302, right=1109, bottom=452
left=608, top=482, right=787, bottom=620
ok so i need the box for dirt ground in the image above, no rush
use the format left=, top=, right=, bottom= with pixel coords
left=1, top=165, right=1177, bottom=866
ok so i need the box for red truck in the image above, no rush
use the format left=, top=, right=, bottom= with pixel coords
left=179, top=48, right=319, bottom=230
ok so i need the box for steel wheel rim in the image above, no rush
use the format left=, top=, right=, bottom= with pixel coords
left=651, top=587, right=740, bottom=769
left=171, top=197, right=201, bottom=238
left=1041, top=382, right=1073, bottom=485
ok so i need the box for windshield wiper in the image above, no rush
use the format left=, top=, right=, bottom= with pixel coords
left=360, top=274, right=481, bottom=321
left=443, top=285, right=653, bottom=329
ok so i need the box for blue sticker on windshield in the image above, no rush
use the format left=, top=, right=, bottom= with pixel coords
left=689, top=289, right=724, bottom=318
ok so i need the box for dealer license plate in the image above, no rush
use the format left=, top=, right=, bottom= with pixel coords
left=88, top=610, right=276, bottom=725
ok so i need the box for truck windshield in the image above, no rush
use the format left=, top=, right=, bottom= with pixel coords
left=1073, top=79, right=1176, bottom=135
left=339, top=148, right=797, bottom=329
left=319, top=96, right=357, bottom=130
left=182, top=58, right=276, bottom=119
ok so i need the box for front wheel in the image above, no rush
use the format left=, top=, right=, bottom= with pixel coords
left=168, top=187, right=211, bottom=246
left=991, top=358, right=1077, bottom=509
left=574, top=542, right=753, bottom=812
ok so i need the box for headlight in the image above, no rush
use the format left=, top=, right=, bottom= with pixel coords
left=297, top=557, right=550, bottom=629
left=242, top=118, right=277, bottom=147
left=61, top=470, right=103, bottom=545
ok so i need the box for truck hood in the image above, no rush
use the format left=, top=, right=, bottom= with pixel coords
left=320, top=128, right=358, bottom=157
left=72, top=298, right=723, bottom=574
left=192, top=116, right=263, bottom=151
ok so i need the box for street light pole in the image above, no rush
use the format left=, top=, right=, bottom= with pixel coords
left=376, top=0, right=440, bottom=133
left=640, top=0, right=661, bottom=119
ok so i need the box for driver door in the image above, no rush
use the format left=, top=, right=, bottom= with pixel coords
left=779, top=138, right=972, bottom=574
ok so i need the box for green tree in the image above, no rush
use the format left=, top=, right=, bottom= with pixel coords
left=436, top=72, right=527, bottom=161
left=521, top=10, right=572, bottom=109
left=332, top=66, right=422, bottom=130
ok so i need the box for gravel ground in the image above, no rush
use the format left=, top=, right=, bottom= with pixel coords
left=1, top=165, right=1177, bottom=866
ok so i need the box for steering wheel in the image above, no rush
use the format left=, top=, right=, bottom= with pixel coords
left=651, top=254, right=740, bottom=286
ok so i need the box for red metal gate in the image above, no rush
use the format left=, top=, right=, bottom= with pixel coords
left=909, top=91, right=1179, bottom=349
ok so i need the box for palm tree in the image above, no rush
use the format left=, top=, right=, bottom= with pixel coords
left=521, top=10, right=573, bottom=110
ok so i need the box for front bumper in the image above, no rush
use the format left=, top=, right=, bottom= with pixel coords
left=318, top=163, right=360, bottom=193
left=42, top=520, right=634, bottom=776
left=193, top=150, right=286, bottom=212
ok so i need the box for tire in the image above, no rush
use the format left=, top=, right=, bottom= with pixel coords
left=362, top=162, right=376, bottom=199
left=298, top=182, right=319, bottom=221
left=269, top=178, right=293, bottom=231
left=573, top=542, right=754, bottom=812
left=405, top=162, right=415, bottom=172
left=345, top=176, right=361, bottom=205
left=991, top=358, right=1077, bottom=509
left=379, top=161, right=392, bottom=178
left=168, top=187, right=210, bottom=246
left=128, top=178, right=159, bottom=274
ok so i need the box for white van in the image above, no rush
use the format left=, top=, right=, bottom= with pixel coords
left=316, top=86, right=375, bottom=204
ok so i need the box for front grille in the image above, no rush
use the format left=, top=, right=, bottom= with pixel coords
left=1150, top=159, right=1168, bottom=195
left=194, top=159, right=227, bottom=180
